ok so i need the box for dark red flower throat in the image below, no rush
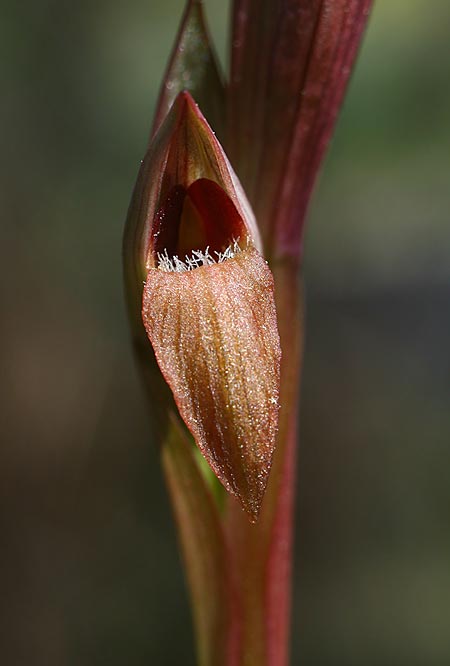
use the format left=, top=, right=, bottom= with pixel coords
left=151, top=178, right=246, bottom=267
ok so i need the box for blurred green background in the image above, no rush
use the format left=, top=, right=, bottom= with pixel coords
left=1, top=1, right=449, bottom=664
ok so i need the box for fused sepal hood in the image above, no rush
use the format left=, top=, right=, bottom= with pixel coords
left=123, top=92, right=261, bottom=312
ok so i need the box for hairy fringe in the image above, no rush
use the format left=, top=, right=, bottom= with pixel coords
left=157, top=239, right=242, bottom=272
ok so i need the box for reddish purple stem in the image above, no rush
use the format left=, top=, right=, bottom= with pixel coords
left=229, top=0, right=373, bottom=260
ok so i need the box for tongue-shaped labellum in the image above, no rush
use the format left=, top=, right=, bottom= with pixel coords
left=142, top=176, right=281, bottom=521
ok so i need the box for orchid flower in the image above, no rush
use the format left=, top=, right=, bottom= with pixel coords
left=123, top=1, right=372, bottom=664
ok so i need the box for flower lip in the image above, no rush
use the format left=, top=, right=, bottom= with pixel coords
left=142, top=245, right=281, bottom=520
left=149, top=177, right=248, bottom=270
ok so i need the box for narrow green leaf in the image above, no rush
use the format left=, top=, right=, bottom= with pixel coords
left=151, top=0, right=226, bottom=141
left=162, top=417, right=241, bottom=666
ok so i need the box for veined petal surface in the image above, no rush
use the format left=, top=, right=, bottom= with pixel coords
left=143, top=248, right=281, bottom=520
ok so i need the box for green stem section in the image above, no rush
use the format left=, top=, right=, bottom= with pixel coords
left=162, top=416, right=240, bottom=666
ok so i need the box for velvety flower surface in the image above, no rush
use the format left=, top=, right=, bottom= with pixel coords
left=144, top=246, right=280, bottom=520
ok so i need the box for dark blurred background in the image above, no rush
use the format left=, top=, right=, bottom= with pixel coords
left=1, top=1, right=449, bottom=664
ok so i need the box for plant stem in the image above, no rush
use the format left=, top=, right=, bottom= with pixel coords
left=224, top=261, right=304, bottom=665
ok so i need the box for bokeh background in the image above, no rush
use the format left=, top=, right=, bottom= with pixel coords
left=1, top=1, right=449, bottom=664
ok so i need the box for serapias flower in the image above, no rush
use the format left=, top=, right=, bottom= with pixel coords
left=124, top=91, right=281, bottom=521
left=123, top=2, right=374, bottom=662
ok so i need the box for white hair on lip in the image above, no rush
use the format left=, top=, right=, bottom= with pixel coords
left=157, top=239, right=242, bottom=272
